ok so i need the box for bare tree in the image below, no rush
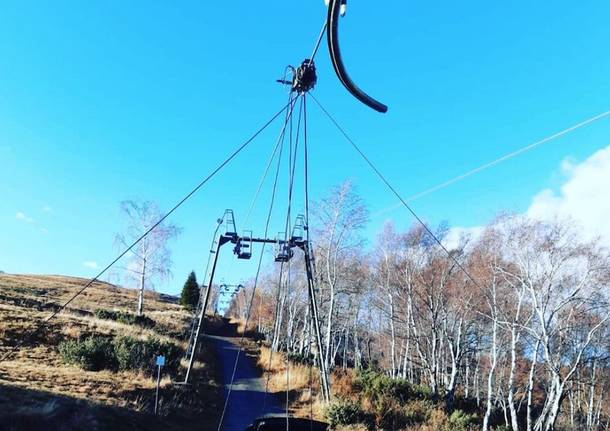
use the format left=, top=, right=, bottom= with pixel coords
left=312, top=181, right=368, bottom=370
left=115, top=200, right=181, bottom=316
left=493, top=216, right=610, bottom=431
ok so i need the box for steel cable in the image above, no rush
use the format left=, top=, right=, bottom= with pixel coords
left=0, top=100, right=293, bottom=364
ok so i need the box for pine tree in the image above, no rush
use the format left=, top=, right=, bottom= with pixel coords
left=180, top=271, right=199, bottom=310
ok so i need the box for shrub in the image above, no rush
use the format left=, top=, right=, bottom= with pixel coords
left=58, top=336, right=116, bottom=371
left=325, top=400, right=365, bottom=427
left=58, top=335, right=181, bottom=374
left=112, top=336, right=182, bottom=374
left=354, top=369, right=413, bottom=404
left=402, top=400, right=433, bottom=425
left=446, top=409, right=478, bottom=431
left=286, top=351, right=314, bottom=366
left=94, top=309, right=155, bottom=328
left=411, top=383, right=434, bottom=400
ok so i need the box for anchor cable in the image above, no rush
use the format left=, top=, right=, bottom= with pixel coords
left=310, top=94, right=486, bottom=291
left=216, top=95, right=301, bottom=430
left=0, top=100, right=293, bottom=364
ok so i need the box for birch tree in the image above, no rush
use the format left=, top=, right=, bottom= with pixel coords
left=313, top=181, right=368, bottom=370
left=114, top=200, right=181, bottom=316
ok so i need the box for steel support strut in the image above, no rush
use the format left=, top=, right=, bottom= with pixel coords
left=301, top=241, right=331, bottom=402
left=184, top=235, right=231, bottom=383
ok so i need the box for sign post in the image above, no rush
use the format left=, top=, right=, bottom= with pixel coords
left=154, top=355, right=165, bottom=415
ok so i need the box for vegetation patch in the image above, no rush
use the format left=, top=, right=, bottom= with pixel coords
left=446, top=409, right=479, bottom=431
left=94, top=309, right=156, bottom=328
left=354, top=369, right=432, bottom=405
left=59, top=335, right=181, bottom=374
left=325, top=400, right=367, bottom=428
left=58, top=336, right=116, bottom=371
left=286, top=351, right=314, bottom=366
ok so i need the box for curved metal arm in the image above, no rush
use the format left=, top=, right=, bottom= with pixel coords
left=327, top=0, right=388, bottom=113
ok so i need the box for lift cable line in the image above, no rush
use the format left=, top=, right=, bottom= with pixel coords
left=262, top=99, right=305, bottom=405
left=244, top=93, right=300, bottom=227
left=185, top=94, right=300, bottom=384
left=0, top=101, right=293, bottom=364
left=216, top=95, right=301, bottom=430
left=378, top=108, right=610, bottom=213
left=310, top=94, right=488, bottom=294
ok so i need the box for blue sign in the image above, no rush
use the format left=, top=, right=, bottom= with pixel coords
left=156, top=355, right=165, bottom=366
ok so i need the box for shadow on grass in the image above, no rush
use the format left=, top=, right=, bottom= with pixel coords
left=0, top=378, right=222, bottom=431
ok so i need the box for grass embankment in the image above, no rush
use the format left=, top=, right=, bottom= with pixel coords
left=0, top=273, right=223, bottom=430
left=256, top=346, right=481, bottom=431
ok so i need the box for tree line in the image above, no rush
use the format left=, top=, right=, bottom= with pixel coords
left=226, top=181, right=610, bottom=431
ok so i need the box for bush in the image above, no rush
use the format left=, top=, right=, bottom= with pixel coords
left=325, top=400, right=366, bottom=427
left=113, top=336, right=182, bottom=374
left=412, top=383, right=434, bottom=400
left=58, top=336, right=116, bottom=371
left=58, top=335, right=181, bottom=374
left=402, top=400, right=433, bottom=425
left=286, top=351, right=314, bottom=366
left=446, top=409, right=478, bottom=431
left=94, top=309, right=155, bottom=328
left=354, top=369, right=413, bottom=404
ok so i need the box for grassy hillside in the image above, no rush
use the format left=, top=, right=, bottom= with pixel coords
left=0, top=274, right=222, bottom=430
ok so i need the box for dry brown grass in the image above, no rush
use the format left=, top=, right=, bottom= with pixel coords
left=0, top=273, right=222, bottom=429
left=227, top=317, right=261, bottom=337
left=258, top=346, right=313, bottom=393
left=256, top=346, right=362, bottom=422
left=334, top=425, right=369, bottom=431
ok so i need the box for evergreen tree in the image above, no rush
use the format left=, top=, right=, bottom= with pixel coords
left=180, top=271, right=199, bottom=310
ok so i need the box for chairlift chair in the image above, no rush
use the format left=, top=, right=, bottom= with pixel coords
left=234, top=230, right=253, bottom=259
left=291, top=214, right=306, bottom=242
left=274, top=233, right=293, bottom=262
left=223, top=209, right=238, bottom=239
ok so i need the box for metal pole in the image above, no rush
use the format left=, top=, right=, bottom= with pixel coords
left=154, top=365, right=161, bottom=415
left=302, top=241, right=331, bottom=402
left=184, top=236, right=229, bottom=383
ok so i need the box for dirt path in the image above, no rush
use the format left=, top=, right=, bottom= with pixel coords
left=207, top=336, right=283, bottom=431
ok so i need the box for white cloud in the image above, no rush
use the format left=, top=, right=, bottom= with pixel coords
left=527, top=145, right=610, bottom=244
left=441, top=145, right=610, bottom=249
left=41, top=205, right=53, bottom=213
left=444, top=226, right=485, bottom=250
left=83, top=261, right=99, bottom=269
left=15, top=212, right=34, bottom=223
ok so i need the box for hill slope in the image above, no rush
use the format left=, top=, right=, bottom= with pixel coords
left=0, top=274, right=222, bottom=430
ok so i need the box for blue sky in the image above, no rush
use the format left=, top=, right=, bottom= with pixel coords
left=2, top=1, right=610, bottom=295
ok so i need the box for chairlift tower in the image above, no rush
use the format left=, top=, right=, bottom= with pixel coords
left=183, top=210, right=331, bottom=402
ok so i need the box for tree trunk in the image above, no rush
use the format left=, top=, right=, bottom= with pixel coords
left=324, top=282, right=335, bottom=370
left=389, top=293, right=396, bottom=378
left=483, top=288, right=498, bottom=431
left=526, top=339, right=539, bottom=431
left=507, top=324, right=521, bottom=431
left=136, top=257, right=146, bottom=316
